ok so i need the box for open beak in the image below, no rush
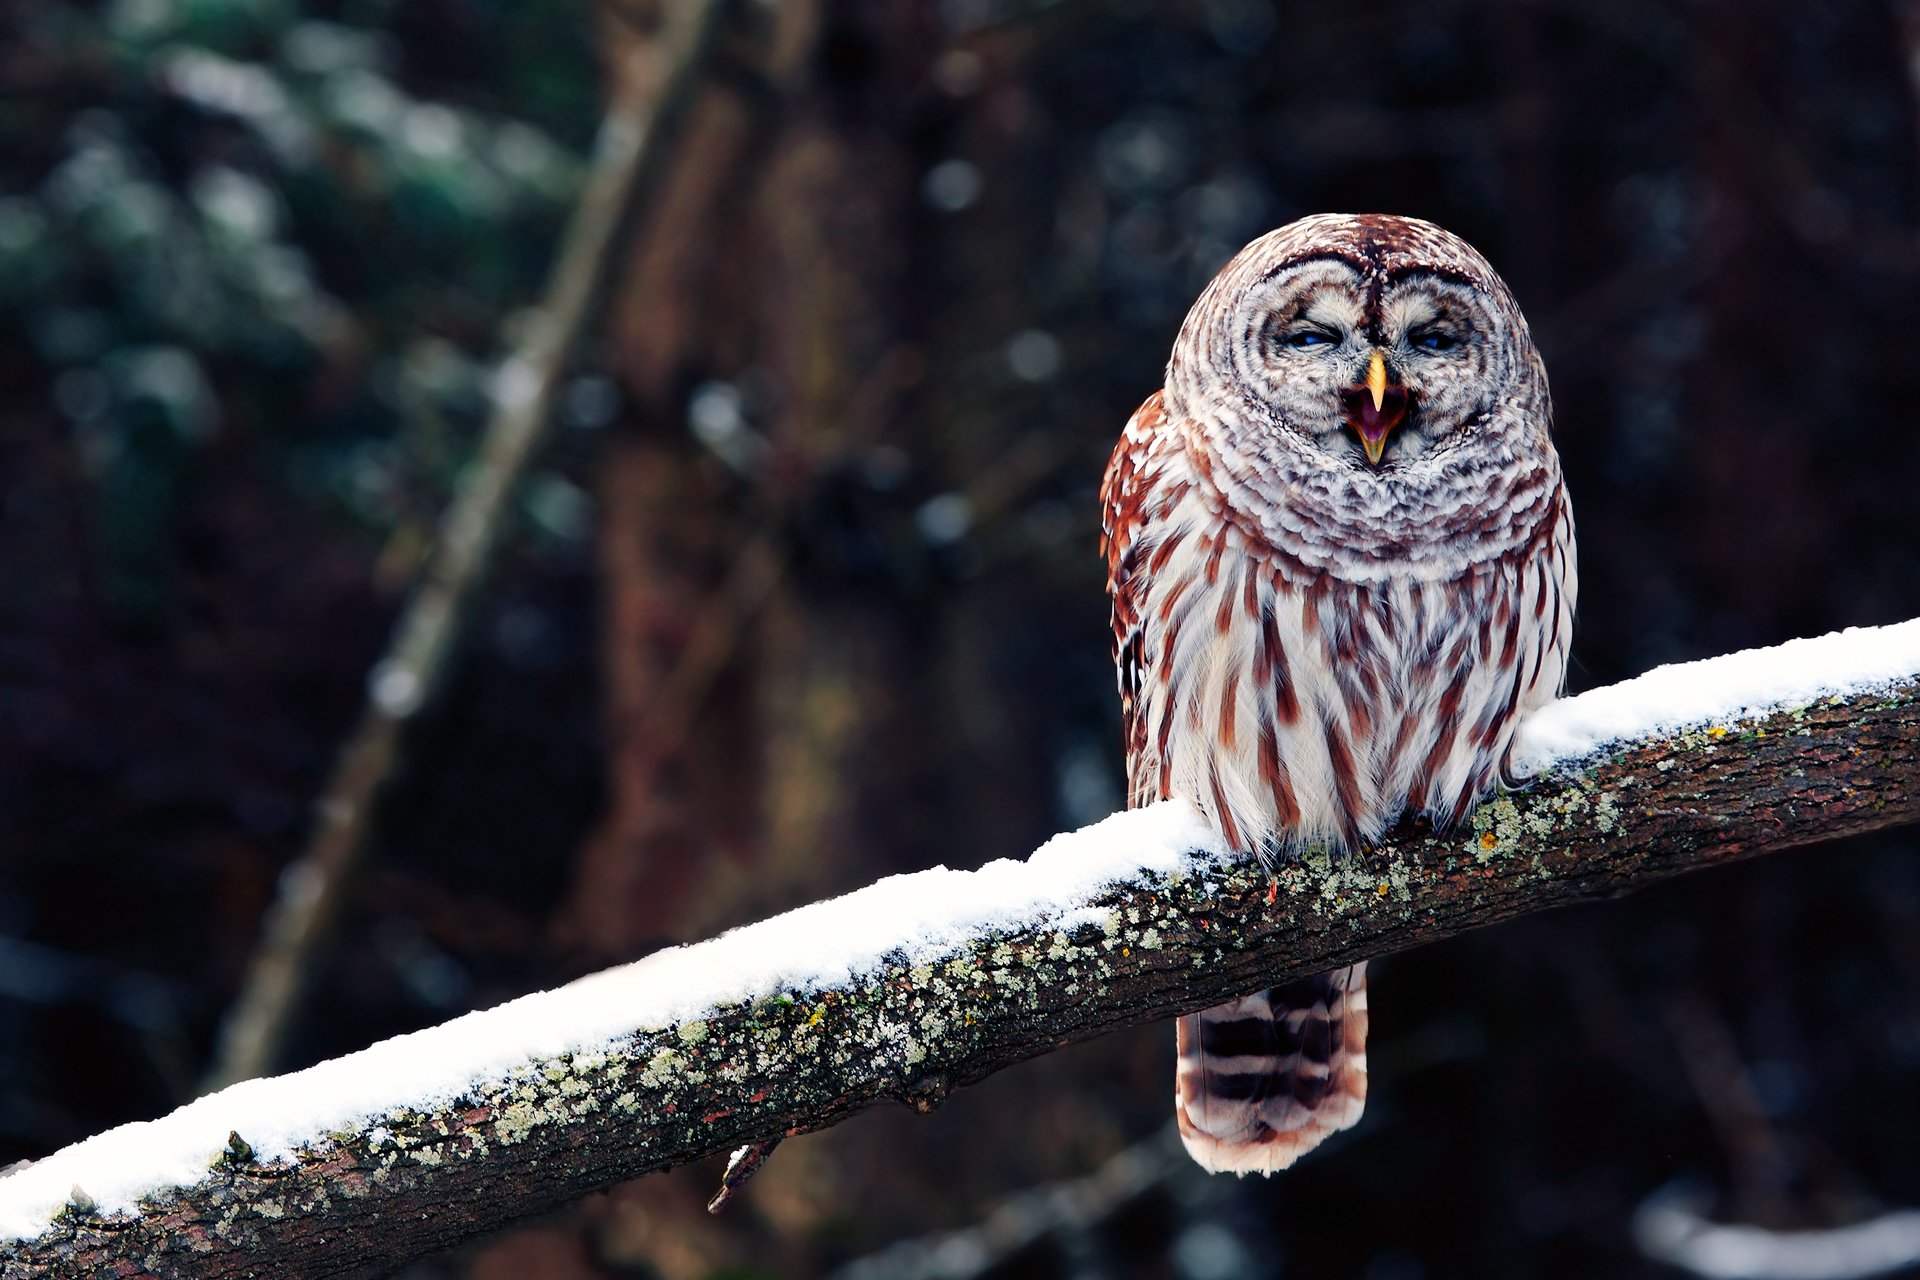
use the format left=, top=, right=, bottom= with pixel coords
left=1340, top=350, right=1409, bottom=466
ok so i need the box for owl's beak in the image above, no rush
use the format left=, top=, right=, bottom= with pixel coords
left=1341, top=350, right=1408, bottom=466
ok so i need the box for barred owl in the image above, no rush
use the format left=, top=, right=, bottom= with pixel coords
left=1101, top=213, right=1577, bottom=1173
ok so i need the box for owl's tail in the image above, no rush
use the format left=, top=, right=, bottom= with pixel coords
left=1173, top=963, right=1369, bottom=1174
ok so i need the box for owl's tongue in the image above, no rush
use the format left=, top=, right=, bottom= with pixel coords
left=1340, top=372, right=1409, bottom=466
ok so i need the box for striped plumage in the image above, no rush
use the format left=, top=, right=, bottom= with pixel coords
left=1101, top=214, right=1576, bottom=1174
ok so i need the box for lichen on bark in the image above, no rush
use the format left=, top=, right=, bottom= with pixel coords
left=5, top=680, right=1917, bottom=1280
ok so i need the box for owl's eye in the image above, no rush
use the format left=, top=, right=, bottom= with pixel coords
left=1410, top=328, right=1462, bottom=352
left=1281, top=328, right=1338, bottom=350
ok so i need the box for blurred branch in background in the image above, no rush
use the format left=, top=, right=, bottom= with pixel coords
left=1633, top=1186, right=1920, bottom=1280
left=827, top=1126, right=1210, bottom=1280
left=1664, top=990, right=1797, bottom=1228
left=199, top=0, right=739, bottom=1094
left=8, top=667, right=1918, bottom=1279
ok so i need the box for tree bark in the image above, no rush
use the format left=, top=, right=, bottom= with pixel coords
left=6, top=677, right=1917, bottom=1279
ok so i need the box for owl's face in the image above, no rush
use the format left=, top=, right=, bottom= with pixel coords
left=1168, top=214, right=1549, bottom=481
left=1242, top=260, right=1508, bottom=467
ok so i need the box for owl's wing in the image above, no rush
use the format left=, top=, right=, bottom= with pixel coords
left=1100, top=391, right=1172, bottom=808
left=1497, top=480, right=1579, bottom=789
left=1539, top=483, right=1579, bottom=702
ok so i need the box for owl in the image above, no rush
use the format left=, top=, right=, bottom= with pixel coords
left=1101, top=213, right=1577, bottom=1173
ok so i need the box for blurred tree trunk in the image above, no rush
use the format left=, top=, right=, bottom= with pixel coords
left=555, top=9, right=773, bottom=962
left=558, top=2, right=944, bottom=960
left=519, top=3, right=972, bottom=1274
left=742, top=4, right=945, bottom=942
left=518, top=9, right=1154, bottom=1279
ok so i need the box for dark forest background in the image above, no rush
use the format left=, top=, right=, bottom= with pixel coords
left=4, top=1, right=1920, bottom=1277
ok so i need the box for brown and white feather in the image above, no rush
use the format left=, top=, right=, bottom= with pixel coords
left=1101, top=213, right=1576, bottom=1174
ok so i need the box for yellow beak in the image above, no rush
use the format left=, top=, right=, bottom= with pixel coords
left=1342, top=350, right=1407, bottom=467
left=1365, top=349, right=1389, bottom=413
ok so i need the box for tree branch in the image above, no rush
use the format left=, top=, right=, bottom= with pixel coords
left=5, top=632, right=1918, bottom=1278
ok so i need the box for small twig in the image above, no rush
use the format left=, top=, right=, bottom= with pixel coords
left=705, top=1139, right=781, bottom=1214
left=200, top=0, right=739, bottom=1094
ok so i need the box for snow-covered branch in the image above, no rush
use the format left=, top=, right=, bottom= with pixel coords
left=5, top=621, right=1919, bottom=1279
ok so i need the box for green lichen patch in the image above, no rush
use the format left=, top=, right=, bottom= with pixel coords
left=638, top=1047, right=685, bottom=1088
left=1593, top=791, right=1621, bottom=833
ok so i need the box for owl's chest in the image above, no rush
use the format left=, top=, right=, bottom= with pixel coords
left=1128, top=503, right=1507, bottom=850
left=1136, top=513, right=1460, bottom=727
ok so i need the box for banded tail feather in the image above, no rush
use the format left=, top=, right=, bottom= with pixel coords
left=1174, top=964, right=1369, bottom=1174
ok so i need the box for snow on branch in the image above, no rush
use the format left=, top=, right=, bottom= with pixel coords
left=5, top=620, right=1919, bottom=1279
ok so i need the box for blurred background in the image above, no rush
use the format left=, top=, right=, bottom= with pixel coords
left=4, top=0, right=1920, bottom=1276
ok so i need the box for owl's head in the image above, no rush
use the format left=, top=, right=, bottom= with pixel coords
left=1166, top=214, right=1550, bottom=477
